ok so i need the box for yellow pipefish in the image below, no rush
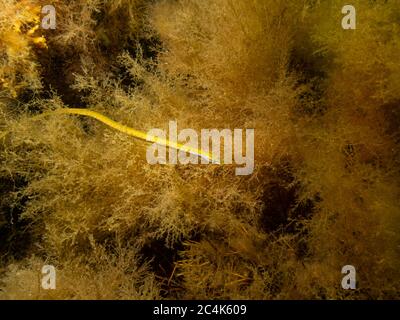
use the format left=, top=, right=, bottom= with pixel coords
left=2, top=108, right=217, bottom=163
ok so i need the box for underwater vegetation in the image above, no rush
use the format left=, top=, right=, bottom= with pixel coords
left=0, top=0, right=399, bottom=299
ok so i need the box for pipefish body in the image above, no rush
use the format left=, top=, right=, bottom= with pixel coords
left=0, top=108, right=218, bottom=164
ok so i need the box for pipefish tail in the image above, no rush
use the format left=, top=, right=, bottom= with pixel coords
left=1, top=108, right=218, bottom=164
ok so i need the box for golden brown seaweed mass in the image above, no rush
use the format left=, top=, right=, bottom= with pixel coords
left=0, top=0, right=399, bottom=299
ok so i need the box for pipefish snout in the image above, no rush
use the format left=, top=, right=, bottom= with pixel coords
left=0, top=108, right=218, bottom=164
